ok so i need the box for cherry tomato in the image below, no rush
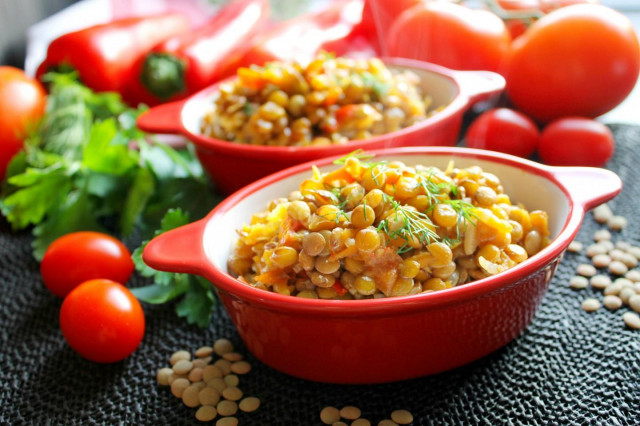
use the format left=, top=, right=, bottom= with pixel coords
left=504, top=4, right=640, bottom=123
left=60, top=279, right=145, bottom=363
left=41, top=231, right=134, bottom=298
left=386, top=2, right=511, bottom=73
left=537, top=117, right=614, bottom=167
left=0, top=66, right=47, bottom=180
left=465, top=108, right=540, bottom=158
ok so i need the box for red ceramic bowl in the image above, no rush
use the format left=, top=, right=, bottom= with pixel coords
left=136, top=58, right=504, bottom=194
left=142, top=147, right=621, bottom=384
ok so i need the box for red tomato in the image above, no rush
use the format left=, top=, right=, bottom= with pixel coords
left=537, top=117, right=614, bottom=167
left=504, top=4, right=640, bottom=123
left=386, top=2, right=511, bottom=73
left=465, top=108, right=540, bottom=158
left=360, top=0, right=424, bottom=53
left=60, top=279, right=145, bottom=363
left=0, top=66, right=47, bottom=180
left=41, top=231, right=134, bottom=298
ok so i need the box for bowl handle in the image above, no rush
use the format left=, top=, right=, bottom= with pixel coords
left=551, top=166, right=622, bottom=211
left=454, top=70, right=506, bottom=104
left=136, top=100, right=185, bottom=135
left=142, top=218, right=208, bottom=276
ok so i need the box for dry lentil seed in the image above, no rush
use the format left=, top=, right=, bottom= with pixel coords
left=332, top=422, right=348, bottom=426
left=589, top=274, right=611, bottom=290
left=320, top=407, right=341, bottom=424
left=171, top=378, right=191, bottom=398
left=603, top=295, right=623, bottom=310
left=195, top=346, right=214, bottom=358
left=213, top=338, right=234, bottom=356
left=569, top=275, right=589, bottom=290
left=604, top=281, right=623, bottom=296
left=173, top=359, right=193, bottom=375
left=627, top=270, right=640, bottom=282
left=170, top=350, right=191, bottom=366
left=340, top=406, right=362, bottom=420
left=593, top=203, right=613, bottom=223
left=577, top=264, right=597, bottom=277
left=222, top=386, right=243, bottom=401
left=615, top=277, right=634, bottom=289
left=582, top=298, right=601, bottom=312
left=628, top=294, right=640, bottom=313
left=586, top=243, right=607, bottom=257
left=390, top=409, right=414, bottom=425
left=188, top=367, right=204, bottom=383
left=616, top=240, right=631, bottom=251
left=192, top=359, right=208, bottom=369
left=352, top=419, right=372, bottom=426
left=591, top=254, right=612, bottom=268
left=182, top=383, right=203, bottom=408
left=230, top=361, right=252, bottom=375
left=635, top=283, right=640, bottom=293
left=593, top=229, right=612, bottom=241
left=224, top=374, right=239, bottom=387
left=238, top=396, right=260, bottom=413
left=567, top=241, right=583, bottom=253
left=216, top=417, right=238, bottom=426
left=621, top=253, right=638, bottom=268
left=620, top=287, right=636, bottom=304
left=222, top=352, right=243, bottom=362
left=623, top=312, right=640, bottom=329
left=195, top=405, right=217, bottom=422
left=216, top=400, right=238, bottom=417
left=627, top=247, right=640, bottom=260
left=609, top=249, right=626, bottom=262
left=378, top=420, right=399, bottom=426
left=203, top=365, right=223, bottom=383
left=168, top=373, right=186, bottom=385
left=199, top=387, right=221, bottom=406
left=608, top=215, right=627, bottom=231
left=609, top=260, right=629, bottom=276
left=157, top=367, right=173, bottom=386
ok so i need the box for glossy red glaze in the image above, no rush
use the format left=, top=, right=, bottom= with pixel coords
left=143, top=147, right=621, bottom=383
left=137, top=59, right=505, bottom=194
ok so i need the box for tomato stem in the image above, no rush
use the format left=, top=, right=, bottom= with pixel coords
left=482, top=0, right=544, bottom=22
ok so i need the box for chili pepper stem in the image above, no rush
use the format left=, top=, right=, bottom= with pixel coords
left=140, top=53, right=187, bottom=100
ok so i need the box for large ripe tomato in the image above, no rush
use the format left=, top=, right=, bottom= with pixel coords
left=386, top=2, right=511, bottom=73
left=60, top=279, right=145, bottom=363
left=41, top=231, right=134, bottom=298
left=465, top=108, right=540, bottom=158
left=360, top=0, right=424, bottom=53
left=537, top=117, right=614, bottom=167
left=504, top=4, right=640, bottom=123
left=0, top=66, right=47, bottom=180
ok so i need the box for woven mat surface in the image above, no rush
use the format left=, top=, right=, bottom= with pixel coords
left=1, top=124, right=640, bottom=426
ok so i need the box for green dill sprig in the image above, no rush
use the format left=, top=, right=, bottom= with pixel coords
left=378, top=195, right=439, bottom=254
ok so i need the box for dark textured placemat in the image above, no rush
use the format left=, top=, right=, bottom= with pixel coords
left=1, top=124, right=640, bottom=426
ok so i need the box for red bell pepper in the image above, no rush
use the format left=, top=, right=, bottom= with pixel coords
left=238, top=0, right=375, bottom=68
left=36, top=14, right=190, bottom=95
left=126, top=0, right=270, bottom=105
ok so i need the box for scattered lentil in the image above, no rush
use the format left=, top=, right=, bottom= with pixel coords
left=173, top=359, right=193, bottom=375
left=213, top=338, right=234, bottom=356
left=183, top=384, right=204, bottom=408
left=589, top=275, right=611, bottom=290
left=603, top=295, right=623, bottom=310
left=352, top=419, right=372, bottom=426
left=600, top=240, right=615, bottom=252
left=188, top=367, right=204, bottom=383
left=586, top=243, right=607, bottom=257
left=192, top=359, right=208, bottom=369
left=581, top=298, right=601, bottom=312
left=216, top=417, right=238, bottom=426
left=568, top=241, right=583, bottom=253
left=209, top=377, right=228, bottom=393
left=603, top=281, right=623, bottom=296
left=628, top=270, right=640, bottom=282
left=620, top=287, right=636, bottom=304
left=216, top=400, right=238, bottom=417
left=199, top=387, right=221, bottom=406
left=238, top=397, right=261, bottom=413
left=203, top=365, right=223, bottom=383
left=321, top=406, right=342, bottom=425
left=195, top=346, right=213, bottom=358
left=608, top=260, right=629, bottom=276
left=608, top=215, right=627, bottom=231
left=223, top=374, right=239, bottom=387
left=577, top=263, right=597, bottom=277
left=592, top=203, right=613, bottom=223
left=390, top=410, right=414, bottom=425
left=157, top=367, right=173, bottom=386
left=333, top=422, right=348, bottom=426
left=230, top=361, right=252, bottom=375
left=378, top=420, right=399, bottom=426
left=195, top=405, right=217, bottom=422
left=570, top=275, right=589, bottom=290
left=222, top=386, right=243, bottom=402
left=171, top=378, right=191, bottom=398
left=213, top=359, right=232, bottom=375
left=170, top=350, right=191, bottom=366
left=340, top=406, right=362, bottom=420
left=593, top=229, right=612, bottom=242
left=629, top=294, right=640, bottom=313
left=222, top=352, right=243, bottom=362
left=591, top=254, right=612, bottom=268
left=623, top=312, right=640, bottom=329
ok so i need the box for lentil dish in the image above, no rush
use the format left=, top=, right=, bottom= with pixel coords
left=200, top=53, right=441, bottom=146
left=227, top=154, right=551, bottom=299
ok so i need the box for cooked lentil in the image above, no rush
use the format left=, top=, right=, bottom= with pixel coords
left=201, top=53, right=443, bottom=147
left=229, top=158, right=550, bottom=299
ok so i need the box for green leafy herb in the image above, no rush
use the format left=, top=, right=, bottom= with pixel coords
left=131, top=209, right=216, bottom=328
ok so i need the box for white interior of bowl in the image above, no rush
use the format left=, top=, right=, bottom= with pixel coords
left=203, top=154, right=570, bottom=273
left=180, top=65, right=459, bottom=137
